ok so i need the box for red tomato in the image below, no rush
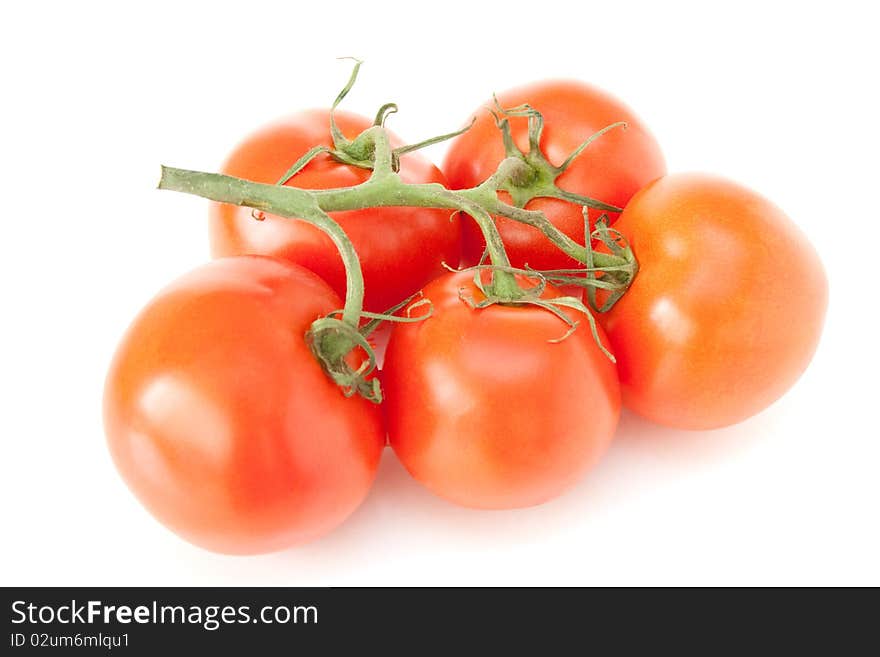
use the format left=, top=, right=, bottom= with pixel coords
left=210, top=109, right=460, bottom=312
left=599, top=173, right=828, bottom=430
left=103, top=256, right=385, bottom=554
left=443, top=80, right=666, bottom=270
left=382, top=271, right=621, bottom=509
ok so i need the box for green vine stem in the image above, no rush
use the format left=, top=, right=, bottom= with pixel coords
left=160, top=159, right=634, bottom=276
left=158, top=64, right=638, bottom=400
left=157, top=126, right=636, bottom=361
left=159, top=158, right=635, bottom=296
left=159, top=148, right=633, bottom=361
left=160, top=151, right=633, bottom=268
left=488, top=98, right=627, bottom=213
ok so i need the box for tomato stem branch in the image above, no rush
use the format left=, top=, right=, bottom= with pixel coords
left=157, top=63, right=638, bottom=401
left=159, top=159, right=632, bottom=282
left=159, top=166, right=365, bottom=331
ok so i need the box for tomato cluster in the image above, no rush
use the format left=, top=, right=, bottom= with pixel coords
left=105, top=77, right=827, bottom=554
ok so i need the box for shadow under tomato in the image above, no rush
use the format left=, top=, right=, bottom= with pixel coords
left=610, top=407, right=775, bottom=463
left=266, top=403, right=783, bottom=567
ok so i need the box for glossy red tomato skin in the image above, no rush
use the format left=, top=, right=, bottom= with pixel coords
left=443, top=80, right=666, bottom=270
left=600, top=173, right=828, bottom=430
left=382, top=271, right=621, bottom=509
left=210, top=109, right=460, bottom=312
left=103, top=256, right=385, bottom=554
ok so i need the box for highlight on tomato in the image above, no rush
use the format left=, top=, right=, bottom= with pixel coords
left=443, top=80, right=666, bottom=270
left=598, top=173, right=828, bottom=430
left=103, top=256, right=385, bottom=554
left=381, top=270, right=621, bottom=509
left=210, top=109, right=460, bottom=312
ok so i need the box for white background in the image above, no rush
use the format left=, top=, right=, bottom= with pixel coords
left=2, top=0, right=878, bottom=586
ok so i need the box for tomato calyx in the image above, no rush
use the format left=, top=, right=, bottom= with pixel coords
left=488, top=99, right=627, bottom=213
left=532, top=214, right=638, bottom=313
left=307, top=316, right=382, bottom=401
left=275, top=60, right=474, bottom=184
left=453, top=263, right=615, bottom=359
left=308, top=291, right=435, bottom=403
